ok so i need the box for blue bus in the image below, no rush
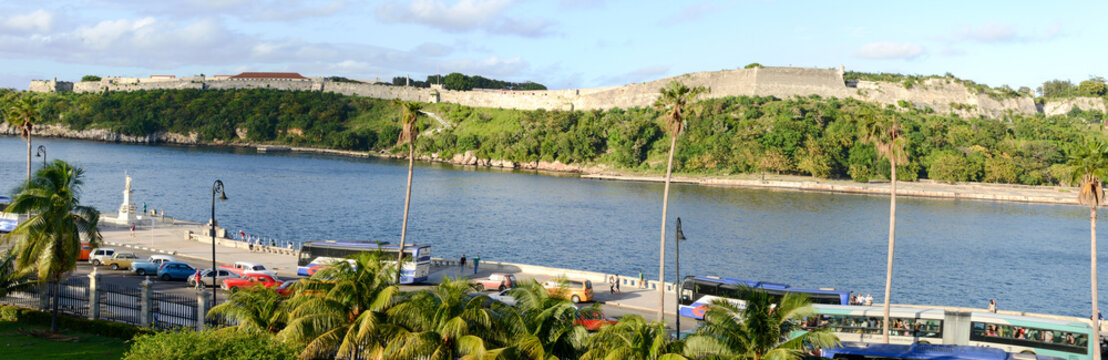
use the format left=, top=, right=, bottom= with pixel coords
left=819, top=343, right=1059, bottom=360
left=677, top=275, right=850, bottom=320
left=296, top=240, right=431, bottom=284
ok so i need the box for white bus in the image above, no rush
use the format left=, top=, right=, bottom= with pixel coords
left=296, top=240, right=430, bottom=284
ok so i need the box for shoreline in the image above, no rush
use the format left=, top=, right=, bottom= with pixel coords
left=2, top=131, right=1080, bottom=207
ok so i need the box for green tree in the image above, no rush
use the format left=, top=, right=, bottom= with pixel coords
left=1077, top=78, right=1108, bottom=97
left=80, top=75, right=102, bottom=82
left=859, top=110, right=907, bottom=343
left=1067, top=137, right=1108, bottom=360
left=652, top=80, right=708, bottom=321
left=444, top=73, right=473, bottom=91
left=278, top=251, right=399, bottom=359
left=926, top=151, right=979, bottom=182
left=1, top=160, right=102, bottom=333
left=383, top=277, right=501, bottom=359
left=580, top=315, right=686, bottom=360
left=393, top=99, right=423, bottom=285
left=208, top=286, right=287, bottom=334
left=0, top=251, right=33, bottom=298
left=6, top=96, right=38, bottom=182
left=684, top=290, right=839, bottom=360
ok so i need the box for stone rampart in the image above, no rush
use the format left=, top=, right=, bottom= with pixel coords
left=30, top=66, right=1046, bottom=119
left=28, top=80, right=72, bottom=93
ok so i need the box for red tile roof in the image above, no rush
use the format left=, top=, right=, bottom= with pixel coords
left=229, top=72, right=307, bottom=80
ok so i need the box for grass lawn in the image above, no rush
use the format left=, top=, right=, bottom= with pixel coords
left=0, top=320, right=129, bottom=359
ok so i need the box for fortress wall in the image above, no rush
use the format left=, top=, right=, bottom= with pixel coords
left=1042, top=97, right=1107, bottom=116
left=321, top=82, right=426, bottom=102
left=205, top=79, right=318, bottom=92
left=439, top=88, right=573, bottom=111
left=27, top=80, right=71, bottom=93
left=103, top=81, right=204, bottom=92
left=751, top=67, right=850, bottom=99
left=73, top=81, right=105, bottom=93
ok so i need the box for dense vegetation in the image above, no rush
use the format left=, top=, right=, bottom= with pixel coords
left=2, top=87, right=1107, bottom=186
left=390, top=72, right=547, bottom=91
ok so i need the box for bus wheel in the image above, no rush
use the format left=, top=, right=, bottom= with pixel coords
left=917, top=341, right=929, bottom=344
left=1019, top=350, right=1035, bottom=354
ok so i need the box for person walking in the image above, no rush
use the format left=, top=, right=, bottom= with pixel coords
left=988, top=299, right=997, bottom=313
left=193, top=269, right=202, bottom=289
left=615, top=274, right=621, bottom=294
left=609, top=275, right=617, bottom=294
left=638, top=270, right=645, bottom=289
left=459, top=254, right=467, bottom=272
left=473, top=254, right=481, bottom=275
left=129, top=223, right=135, bottom=238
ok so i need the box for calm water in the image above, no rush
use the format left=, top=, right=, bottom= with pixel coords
left=0, top=136, right=1103, bottom=316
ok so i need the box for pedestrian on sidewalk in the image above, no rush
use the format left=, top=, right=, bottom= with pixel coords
left=609, top=275, right=616, bottom=294
left=615, top=274, right=621, bottom=294
left=638, top=270, right=645, bottom=289
left=193, top=269, right=202, bottom=289
left=248, top=237, right=254, bottom=252
left=459, top=254, right=467, bottom=272
left=142, top=202, right=147, bottom=215
left=473, top=254, right=480, bottom=275
left=988, top=299, right=997, bottom=313
left=130, top=223, right=135, bottom=238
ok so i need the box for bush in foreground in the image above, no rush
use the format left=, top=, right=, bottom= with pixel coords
left=123, top=329, right=298, bottom=360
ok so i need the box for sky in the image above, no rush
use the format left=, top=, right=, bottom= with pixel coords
left=1, top=0, right=1106, bottom=91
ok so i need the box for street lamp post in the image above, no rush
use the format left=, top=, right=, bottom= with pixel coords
left=210, top=180, right=227, bottom=308
left=35, top=145, right=46, bottom=167
left=674, top=217, right=687, bottom=335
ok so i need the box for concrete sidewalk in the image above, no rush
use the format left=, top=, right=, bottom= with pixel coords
left=100, top=217, right=677, bottom=316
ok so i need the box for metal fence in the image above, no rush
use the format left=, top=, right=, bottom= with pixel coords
left=153, top=291, right=197, bottom=329
left=99, top=283, right=142, bottom=325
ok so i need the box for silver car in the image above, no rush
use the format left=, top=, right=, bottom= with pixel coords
left=188, top=268, right=237, bottom=287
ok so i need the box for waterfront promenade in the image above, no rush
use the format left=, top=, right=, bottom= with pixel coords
left=98, top=216, right=682, bottom=319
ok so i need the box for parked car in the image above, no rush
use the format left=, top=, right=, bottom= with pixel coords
left=221, top=273, right=281, bottom=292
left=101, top=252, right=140, bottom=270
left=129, top=255, right=177, bottom=276
left=88, top=248, right=116, bottom=265
left=157, top=261, right=196, bottom=281
left=574, top=308, right=617, bottom=331
left=476, top=273, right=517, bottom=291
left=188, top=268, right=237, bottom=287
left=220, top=261, right=278, bottom=277
left=543, top=278, right=594, bottom=303
left=488, top=289, right=517, bottom=307
left=274, top=280, right=299, bottom=297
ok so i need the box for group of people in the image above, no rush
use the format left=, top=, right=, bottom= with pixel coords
left=850, top=294, right=874, bottom=306
left=458, top=254, right=480, bottom=275
left=236, top=230, right=295, bottom=251
left=978, top=323, right=1081, bottom=346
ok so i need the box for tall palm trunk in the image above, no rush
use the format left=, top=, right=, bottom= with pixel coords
left=881, top=160, right=897, bottom=343
left=658, top=130, right=678, bottom=322
left=396, top=142, right=415, bottom=284
left=26, top=137, right=32, bottom=183
left=51, top=278, right=59, bottom=333
left=1092, top=206, right=1101, bottom=360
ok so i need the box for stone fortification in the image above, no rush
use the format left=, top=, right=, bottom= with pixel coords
left=28, top=79, right=73, bottom=93
left=31, top=67, right=1045, bottom=119
left=1041, top=97, right=1107, bottom=116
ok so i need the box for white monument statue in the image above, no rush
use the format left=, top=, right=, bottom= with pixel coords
left=118, top=174, right=135, bottom=224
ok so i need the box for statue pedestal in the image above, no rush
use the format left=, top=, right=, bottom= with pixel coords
left=117, top=175, right=135, bottom=224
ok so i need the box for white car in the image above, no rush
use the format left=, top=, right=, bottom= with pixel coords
left=220, top=261, right=278, bottom=278
left=488, top=289, right=517, bottom=307
left=88, top=248, right=116, bottom=266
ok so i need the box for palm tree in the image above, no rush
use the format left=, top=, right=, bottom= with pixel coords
left=652, top=80, right=708, bottom=321
left=580, top=314, right=687, bottom=360
left=393, top=99, right=423, bottom=285
left=382, top=277, right=501, bottom=359
left=278, top=251, right=399, bottom=359
left=6, top=96, right=38, bottom=183
left=860, top=110, right=907, bottom=343
left=1068, top=137, right=1108, bottom=360
left=0, top=250, right=33, bottom=298
left=208, top=286, right=287, bottom=334
left=684, top=289, right=839, bottom=360
left=498, top=280, right=589, bottom=359
left=1, top=160, right=101, bottom=333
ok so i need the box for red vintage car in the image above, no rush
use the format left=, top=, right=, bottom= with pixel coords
left=221, top=273, right=280, bottom=292
left=475, top=273, right=517, bottom=291
left=274, top=280, right=299, bottom=297
left=574, top=308, right=617, bottom=331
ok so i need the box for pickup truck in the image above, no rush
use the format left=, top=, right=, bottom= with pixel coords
left=129, top=255, right=177, bottom=276
left=219, top=261, right=278, bottom=278
left=101, top=252, right=140, bottom=270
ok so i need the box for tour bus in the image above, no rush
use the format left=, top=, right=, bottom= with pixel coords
left=296, top=240, right=430, bottom=284
left=819, top=343, right=1050, bottom=360
left=0, top=196, right=16, bottom=233
left=801, top=305, right=1095, bottom=360
left=677, top=275, right=850, bottom=319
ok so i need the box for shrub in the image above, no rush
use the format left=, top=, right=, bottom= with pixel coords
left=0, top=304, right=151, bottom=339
left=926, top=151, right=980, bottom=182
left=124, top=329, right=298, bottom=360
left=81, top=75, right=101, bottom=82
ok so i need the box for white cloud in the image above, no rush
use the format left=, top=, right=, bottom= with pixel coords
left=853, top=41, right=925, bottom=60
left=1, top=9, right=54, bottom=34
left=956, top=23, right=1017, bottom=43
left=376, top=0, right=556, bottom=37
left=595, top=64, right=671, bottom=86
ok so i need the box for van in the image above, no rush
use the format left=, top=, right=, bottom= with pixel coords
left=542, top=278, right=594, bottom=303
left=89, top=248, right=116, bottom=266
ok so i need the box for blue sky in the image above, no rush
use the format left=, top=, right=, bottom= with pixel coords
left=1, top=0, right=1105, bottom=91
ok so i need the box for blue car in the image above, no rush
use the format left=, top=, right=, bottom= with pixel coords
left=157, top=261, right=196, bottom=281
